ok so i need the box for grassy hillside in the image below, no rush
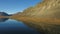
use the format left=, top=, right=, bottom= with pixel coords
left=11, top=0, right=60, bottom=34
left=19, top=0, right=60, bottom=18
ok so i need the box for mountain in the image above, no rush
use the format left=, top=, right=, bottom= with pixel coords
left=12, top=12, right=22, bottom=15
left=11, top=0, right=60, bottom=34
left=0, top=12, right=9, bottom=16
left=20, top=0, right=60, bottom=18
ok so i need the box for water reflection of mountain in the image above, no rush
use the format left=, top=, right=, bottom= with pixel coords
left=0, top=18, right=8, bottom=22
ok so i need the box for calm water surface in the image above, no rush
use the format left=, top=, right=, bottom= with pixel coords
left=0, top=18, right=39, bottom=34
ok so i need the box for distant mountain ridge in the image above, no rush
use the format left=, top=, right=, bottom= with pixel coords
left=0, top=12, right=9, bottom=16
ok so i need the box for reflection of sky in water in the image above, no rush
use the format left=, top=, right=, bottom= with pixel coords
left=0, top=19, right=39, bottom=34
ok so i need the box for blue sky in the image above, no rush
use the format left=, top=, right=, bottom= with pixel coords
left=0, top=0, right=41, bottom=14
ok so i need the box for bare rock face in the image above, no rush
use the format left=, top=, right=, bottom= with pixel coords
left=22, top=0, right=60, bottom=19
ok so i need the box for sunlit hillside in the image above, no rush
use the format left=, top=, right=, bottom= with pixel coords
left=11, top=0, right=60, bottom=34
left=18, top=0, right=60, bottom=18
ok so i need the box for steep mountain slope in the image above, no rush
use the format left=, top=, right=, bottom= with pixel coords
left=11, top=0, right=60, bottom=34
left=21, top=0, right=60, bottom=18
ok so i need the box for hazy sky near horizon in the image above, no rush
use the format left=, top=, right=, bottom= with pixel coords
left=0, top=0, right=41, bottom=14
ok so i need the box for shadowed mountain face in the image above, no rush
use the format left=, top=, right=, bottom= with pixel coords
left=0, top=12, right=9, bottom=16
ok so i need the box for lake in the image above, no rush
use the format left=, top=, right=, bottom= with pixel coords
left=0, top=18, right=40, bottom=34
